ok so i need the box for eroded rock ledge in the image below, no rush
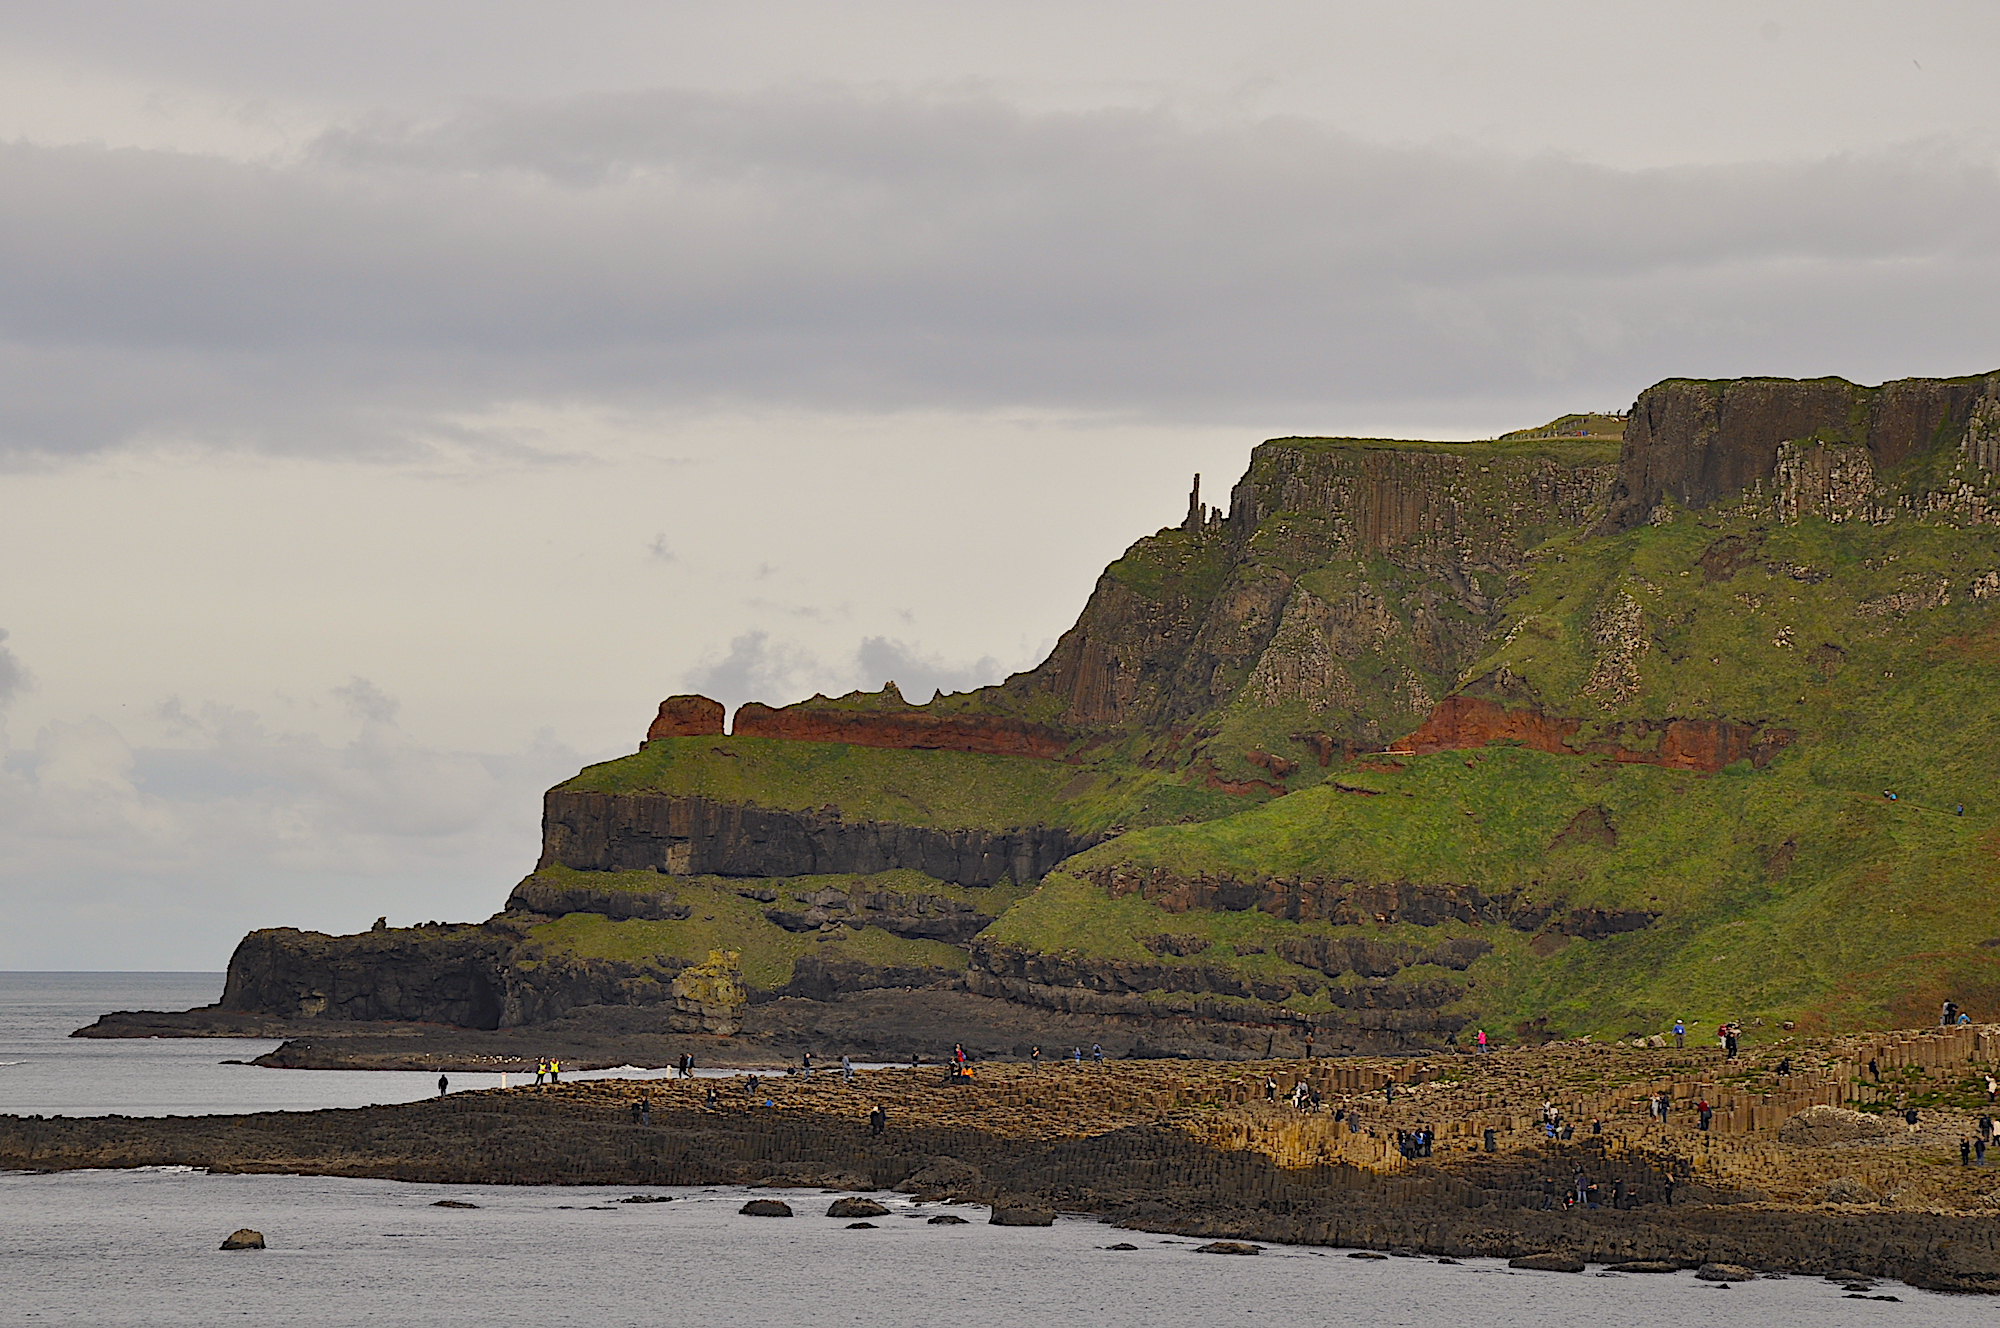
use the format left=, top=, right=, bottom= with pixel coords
left=1393, top=696, right=1794, bottom=773
left=732, top=700, right=1072, bottom=760
left=540, top=791, right=1098, bottom=887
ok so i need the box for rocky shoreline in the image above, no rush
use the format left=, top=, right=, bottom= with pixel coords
left=8, top=1047, right=2000, bottom=1293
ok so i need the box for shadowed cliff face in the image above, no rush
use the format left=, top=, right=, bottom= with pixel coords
left=539, top=791, right=1099, bottom=887
left=1600, top=372, right=2000, bottom=532
left=1010, top=441, right=1616, bottom=750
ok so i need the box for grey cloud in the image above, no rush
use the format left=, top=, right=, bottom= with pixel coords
left=0, top=630, right=26, bottom=709
left=2, top=88, right=1999, bottom=462
left=854, top=635, right=1004, bottom=701
left=685, top=629, right=1010, bottom=713
left=332, top=675, right=400, bottom=724
left=648, top=534, right=675, bottom=562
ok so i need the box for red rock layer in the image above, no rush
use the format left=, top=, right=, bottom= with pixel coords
left=730, top=702, right=1071, bottom=761
left=645, top=695, right=726, bottom=745
left=1391, top=695, right=1793, bottom=774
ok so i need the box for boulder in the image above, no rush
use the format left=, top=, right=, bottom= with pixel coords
left=1196, top=1241, right=1263, bottom=1255
left=218, top=1228, right=265, bottom=1250
left=827, top=1197, right=890, bottom=1218
left=430, top=1199, right=479, bottom=1209
left=1106, top=1242, right=1139, bottom=1251
left=846, top=1222, right=878, bottom=1229
left=1607, top=1261, right=1677, bottom=1274
left=1779, top=1105, right=1894, bottom=1147
left=618, top=1194, right=674, bottom=1204
left=927, top=1214, right=970, bottom=1225
left=1509, top=1253, right=1584, bottom=1272
left=1695, top=1264, right=1756, bottom=1282
left=989, top=1207, right=1055, bottom=1227
left=739, top=1199, right=794, bottom=1217
left=1348, top=1250, right=1388, bottom=1260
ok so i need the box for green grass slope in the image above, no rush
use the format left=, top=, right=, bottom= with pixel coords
left=559, top=733, right=1252, bottom=835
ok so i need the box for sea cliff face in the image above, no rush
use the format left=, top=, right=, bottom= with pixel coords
left=538, top=791, right=1098, bottom=887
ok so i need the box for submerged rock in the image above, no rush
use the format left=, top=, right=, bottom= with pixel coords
left=1607, top=1261, right=1676, bottom=1274
left=989, top=1207, right=1054, bottom=1227
left=1695, top=1263, right=1756, bottom=1282
left=739, top=1199, right=793, bottom=1217
left=431, top=1199, right=479, bottom=1209
left=1509, top=1253, right=1584, bottom=1273
left=827, top=1197, right=890, bottom=1218
left=927, top=1214, right=969, bottom=1225
left=1196, top=1241, right=1263, bottom=1255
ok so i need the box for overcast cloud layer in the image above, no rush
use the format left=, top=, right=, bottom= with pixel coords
left=3, top=2, right=1998, bottom=967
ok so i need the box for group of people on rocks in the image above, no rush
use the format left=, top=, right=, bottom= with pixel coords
left=533, top=1057, right=561, bottom=1085
left=1942, top=1000, right=1974, bottom=1026
left=1396, top=1127, right=1434, bottom=1159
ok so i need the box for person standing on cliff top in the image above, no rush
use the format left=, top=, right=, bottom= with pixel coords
left=1092, top=1043, right=1105, bottom=1069
left=1673, top=1020, right=1685, bottom=1049
left=1031, top=1045, right=1041, bottom=1070
left=437, top=1074, right=448, bottom=1097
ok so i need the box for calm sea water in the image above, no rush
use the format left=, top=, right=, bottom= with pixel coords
left=0, top=974, right=777, bottom=1117
left=1, top=977, right=1982, bottom=1322
left=2, top=1172, right=1976, bottom=1327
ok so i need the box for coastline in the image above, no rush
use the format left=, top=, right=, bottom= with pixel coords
left=7, top=1051, right=1999, bottom=1293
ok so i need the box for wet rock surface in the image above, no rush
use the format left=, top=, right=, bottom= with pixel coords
left=7, top=1056, right=1998, bottom=1293
left=739, top=1199, right=793, bottom=1217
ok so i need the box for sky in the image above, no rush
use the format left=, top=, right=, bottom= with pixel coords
left=3, top=1, right=1998, bottom=968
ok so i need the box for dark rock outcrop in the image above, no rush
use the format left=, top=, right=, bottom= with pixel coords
left=777, top=955, right=961, bottom=1002
left=219, top=1228, right=265, bottom=1250
left=732, top=697, right=1071, bottom=760
left=739, top=1199, right=793, bottom=1217
left=644, top=695, right=725, bottom=745
left=504, top=878, right=690, bottom=921
left=539, top=792, right=1098, bottom=887
left=1601, top=373, right=2000, bottom=532
left=827, top=1197, right=889, bottom=1218
left=217, top=926, right=745, bottom=1030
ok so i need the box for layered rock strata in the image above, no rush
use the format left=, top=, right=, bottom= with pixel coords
left=732, top=700, right=1070, bottom=759
left=1391, top=696, right=1795, bottom=773
left=539, top=791, right=1097, bottom=887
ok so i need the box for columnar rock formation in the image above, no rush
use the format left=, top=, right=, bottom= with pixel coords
left=644, top=694, right=726, bottom=744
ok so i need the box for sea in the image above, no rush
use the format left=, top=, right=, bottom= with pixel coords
left=1, top=974, right=1986, bottom=1325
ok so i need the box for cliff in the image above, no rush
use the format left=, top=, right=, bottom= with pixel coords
left=732, top=694, right=1070, bottom=759
left=165, top=371, right=2000, bottom=1051
left=538, top=791, right=1098, bottom=886
left=1600, top=372, right=2000, bottom=532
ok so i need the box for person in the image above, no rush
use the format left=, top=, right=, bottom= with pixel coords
left=1304, top=1029, right=1314, bottom=1059
left=1957, top=804, right=1966, bottom=816
left=534, top=1058, right=545, bottom=1087
left=1072, top=1047, right=1082, bottom=1068
left=1963, top=1138, right=1973, bottom=1167
left=802, top=1050, right=813, bottom=1078
left=746, top=1074, right=760, bottom=1097
left=1385, top=1080, right=1396, bottom=1104
left=841, top=1054, right=854, bottom=1083
left=1960, top=1011, right=1974, bottom=1026
left=1905, top=1106, right=1920, bottom=1127
left=1574, top=1171, right=1589, bottom=1207
left=1673, top=1020, right=1685, bottom=1049
left=1697, top=1099, right=1712, bottom=1132
left=1776, top=1056, right=1793, bottom=1077
left=1475, top=1029, right=1488, bottom=1053
left=1981, top=1114, right=1995, bottom=1143
left=1977, top=1137, right=1988, bottom=1167
left=1031, top=1045, right=1041, bottom=1070
left=868, top=1103, right=886, bottom=1137
left=438, top=1074, right=449, bottom=1097
left=1092, top=1043, right=1105, bottom=1069
left=1869, top=1059, right=1881, bottom=1083
left=1264, top=1076, right=1278, bottom=1102
left=953, top=1043, right=967, bottom=1073
left=1724, top=1024, right=1739, bottom=1060
left=1657, top=1091, right=1671, bottom=1126
left=550, top=1059, right=561, bottom=1084
left=1986, top=1076, right=1997, bottom=1105
left=704, top=1084, right=718, bottom=1109
left=640, top=1098, right=651, bottom=1126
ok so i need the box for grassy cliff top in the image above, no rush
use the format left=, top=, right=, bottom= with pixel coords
left=1497, top=412, right=1627, bottom=443
left=558, top=734, right=1255, bottom=833
left=522, top=867, right=1007, bottom=991
left=1260, top=434, right=1622, bottom=465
